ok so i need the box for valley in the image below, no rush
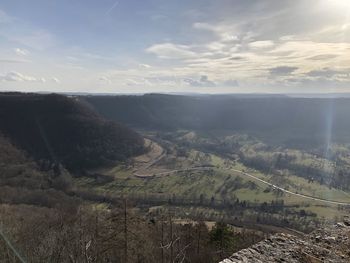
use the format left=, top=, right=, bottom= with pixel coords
left=1, top=93, right=350, bottom=262
left=74, top=129, right=350, bottom=234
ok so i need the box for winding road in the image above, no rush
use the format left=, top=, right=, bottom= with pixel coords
left=230, top=168, right=350, bottom=206
left=136, top=164, right=350, bottom=206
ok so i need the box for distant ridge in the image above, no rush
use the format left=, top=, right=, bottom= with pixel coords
left=36, top=91, right=350, bottom=98
left=84, top=93, right=350, bottom=147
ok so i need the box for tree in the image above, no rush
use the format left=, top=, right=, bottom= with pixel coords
left=209, top=222, right=237, bottom=260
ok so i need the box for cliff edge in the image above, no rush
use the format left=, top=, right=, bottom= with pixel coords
left=221, top=218, right=350, bottom=263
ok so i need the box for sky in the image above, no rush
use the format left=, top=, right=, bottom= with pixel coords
left=0, top=0, right=350, bottom=94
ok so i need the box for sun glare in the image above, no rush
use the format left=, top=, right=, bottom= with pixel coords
left=326, top=0, right=350, bottom=13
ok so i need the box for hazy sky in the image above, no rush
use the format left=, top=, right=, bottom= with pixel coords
left=0, top=0, right=350, bottom=93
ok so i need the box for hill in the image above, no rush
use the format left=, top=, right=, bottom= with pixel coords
left=0, top=93, right=145, bottom=171
left=0, top=131, right=80, bottom=208
left=84, top=94, right=350, bottom=148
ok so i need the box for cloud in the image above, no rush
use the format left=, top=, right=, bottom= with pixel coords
left=183, top=75, right=239, bottom=89
left=2, top=1, right=350, bottom=93
left=205, top=41, right=226, bottom=51
left=193, top=22, right=219, bottom=32
left=193, top=22, right=238, bottom=43
left=124, top=77, right=152, bottom=87
left=249, top=40, right=275, bottom=49
left=139, top=63, right=151, bottom=69
left=0, top=71, right=45, bottom=82
left=305, top=68, right=349, bottom=79
left=0, top=58, right=30, bottom=63
left=229, top=56, right=245, bottom=61
left=222, top=79, right=239, bottom=87
left=14, top=48, right=29, bottom=56
left=82, top=52, right=111, bottom=60
left=269, top=66, right=298, bottom=76
left=51, top=77, right=60, bottom=83
left=307, top=54, right=338, bottom=60
left=146, top=43, right=196, bottom=59
left=184, top=75, right=216, bottom=87
left=98, top=76, right=112, bottom=84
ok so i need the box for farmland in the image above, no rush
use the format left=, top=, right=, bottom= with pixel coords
left=74, top=130, right=350, bottom=229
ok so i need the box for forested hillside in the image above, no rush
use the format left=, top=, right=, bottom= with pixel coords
left=0, top=93, right=145, bottom=170
left=85, top=94, right=350, bottom=148
left=0, top=132, right=76, bottom=206
left=0, top=133, right=259, bottom=262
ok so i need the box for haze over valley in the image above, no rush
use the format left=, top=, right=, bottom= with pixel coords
left=1, top=1, right=350, bottom=262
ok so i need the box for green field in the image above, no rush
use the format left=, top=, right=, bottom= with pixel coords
left=73, top=130, right=350, bottom=222
left=75, top=149, right=350, bottom=220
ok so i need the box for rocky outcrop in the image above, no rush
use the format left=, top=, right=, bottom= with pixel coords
left=221, top=219, right=350, bottom=263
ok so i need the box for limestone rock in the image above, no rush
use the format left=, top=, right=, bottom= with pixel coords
left=221, top=221, right=350, bottom=263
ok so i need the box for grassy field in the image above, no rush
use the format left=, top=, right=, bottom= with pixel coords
left=74, top=129, right=350, bottom=221
left=74, top=149, right=350, bottom=220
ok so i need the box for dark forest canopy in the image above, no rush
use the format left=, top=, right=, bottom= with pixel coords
left=0, top=93, right=145, bottom=171
left=84, top=94, right=350, bottom=148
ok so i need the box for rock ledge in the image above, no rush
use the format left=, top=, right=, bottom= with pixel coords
left=221, top=220, right=350, bottom=263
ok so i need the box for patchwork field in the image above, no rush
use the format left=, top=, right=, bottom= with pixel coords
left=76, top=137, right=350, bottom=221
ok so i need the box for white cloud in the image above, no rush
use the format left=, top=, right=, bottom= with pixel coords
left=0, top=71, right=45, bottom=83
left=305, top=68, right=350, bottom=81
left=193, top=22, right=219, bottom=32
left=125, top=77, right=152, bottom=87
left=184, top=75, right=216, bottom=87
left=139, top=63, right=151, bottom=68
left=0, top=58, right=30, bottom=63
left=98, top=76, right=112, bottom=84
left=146, top=43, right=197, bottom=59
left=51, top=77, right=60, bottom=83
left=205, top=41, right=226, bottom=51
left=193, top=22, right=239, bottom=43
left=249, top=40, right=275, bottom=49
left=2, top=1, right=350, bottom=93
left=14, top=48, right=29, bottom=56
